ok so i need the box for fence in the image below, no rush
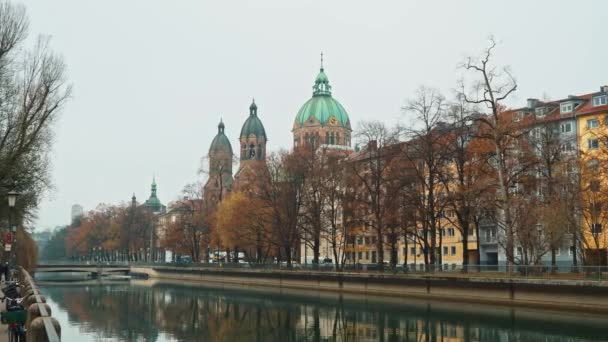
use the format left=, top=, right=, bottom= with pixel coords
left=36, top=260, right=604, bottom=282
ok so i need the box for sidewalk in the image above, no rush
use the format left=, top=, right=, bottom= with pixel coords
left=0, top=289, right=8, bottom=342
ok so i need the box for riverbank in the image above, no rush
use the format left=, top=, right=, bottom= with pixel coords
left=130, top=266, right=608, bottom=314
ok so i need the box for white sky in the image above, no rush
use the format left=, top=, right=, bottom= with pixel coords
left=24, top=0, right=607, bottom=229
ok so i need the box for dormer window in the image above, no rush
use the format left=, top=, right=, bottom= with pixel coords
left=561, top=102, right=574, bottom=114
left=593, top=95, right=607, bottom=107
left=535, top=107, right=547, bottom=117
left=513, top=111, right=524, bottom=122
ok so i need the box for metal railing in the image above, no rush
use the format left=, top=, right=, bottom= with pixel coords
left=37, top=260, right=608, bottom=282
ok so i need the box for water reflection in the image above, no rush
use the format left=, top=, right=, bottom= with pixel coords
left=39, top=279, right=608, bottom=342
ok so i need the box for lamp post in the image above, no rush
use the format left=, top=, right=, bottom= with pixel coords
left=7, top=190, right=19, bottom=279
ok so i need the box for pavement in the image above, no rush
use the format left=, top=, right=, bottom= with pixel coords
left=0, top=288, right=8, bottom=342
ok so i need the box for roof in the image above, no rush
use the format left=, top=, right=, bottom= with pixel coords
left=294, top=67, right=351, bottom=129
left=210, top=120, right=233, bottom=155
left=240, top=100, right=267, bottom=139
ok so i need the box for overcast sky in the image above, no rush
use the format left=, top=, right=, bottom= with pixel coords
left=25, top=0, right=607, bottom=229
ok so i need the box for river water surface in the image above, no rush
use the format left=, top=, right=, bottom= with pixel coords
left=37, top=277, right=608, bottom=341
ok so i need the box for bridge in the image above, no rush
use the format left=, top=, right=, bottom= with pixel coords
left=35, top=263, right=130, bottom=278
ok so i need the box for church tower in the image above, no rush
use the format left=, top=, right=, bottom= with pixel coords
left=204, top=119, right=234, bottom=204
left=293, top=55, right=352, bottom=149
left=239, top=100, right=267, bottom=162
left=234, top=100, right=269, bottom=193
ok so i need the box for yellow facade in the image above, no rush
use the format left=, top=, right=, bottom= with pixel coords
left=577, top=108, right=608, bottom=262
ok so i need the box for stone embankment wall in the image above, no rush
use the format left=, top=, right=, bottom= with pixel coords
left=130, top=266, right=608, bottom=313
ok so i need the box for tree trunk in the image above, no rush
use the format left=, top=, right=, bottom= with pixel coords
left=461, top=229, right=469, bottom=273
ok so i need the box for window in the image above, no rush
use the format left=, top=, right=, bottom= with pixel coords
left=371, top=251, right=377, bottom=263
left=535, top=107, right=547, bottom=116
left=560, top=122, right=572, bottom=133
left=592, top=223, right=603, bottom=235
left=513, top=111, right=524, bottom=122
left=588, top=119, right=599, bottom=129
left=358, top=252, right=362, bottom=260
left=517, top=247, right=523, bottom=256
left=365, top=237, right=370, bottom=245
left=593, top=95, right=607, bottom=107
left=590, top=179, right=600, bottom=192
left=451, top=246, right=456, bottom=255
left=561, top=102, right=573, bottom=113
left=443, top=246, right=448, bottom=255
left=365, top=251, right=369, bottom=260
left=588, top=159, right=600, bottom=170
left=447, top=228, right=455, bottom=237
left=561, top=141, right=575, bottom=152
left=588, top=138, right=599, bottom=150
left=410, top=247, right=415, bottom=256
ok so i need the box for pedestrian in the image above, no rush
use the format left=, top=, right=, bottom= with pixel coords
left=4, top=262, right=9, bottom=282
left=0, top=262, right=5, bottom=283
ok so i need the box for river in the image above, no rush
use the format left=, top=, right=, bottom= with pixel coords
left=36, top=277, right=608, bottom=341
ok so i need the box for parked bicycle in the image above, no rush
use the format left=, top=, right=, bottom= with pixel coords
left=0, top=282, right=26, bottom=342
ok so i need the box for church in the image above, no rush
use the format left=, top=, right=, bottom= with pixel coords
left=204, top=59, right=352, bottom=196
left=203, top=59, right=353, bottom=262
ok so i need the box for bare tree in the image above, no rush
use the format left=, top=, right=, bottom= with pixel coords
left=459, top=38, right=523, bottom=267
left=0, top=1, right=71, bottom=223
left=441, top=95, right=490, bottom=270
left=347, top=120, right=401, bottom=269
left=400, top=86, right=449, bottom=269
left=264, top=150, right=305, bottom=266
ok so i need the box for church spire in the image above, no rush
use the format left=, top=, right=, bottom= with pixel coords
left=249, top=99, right=257, bottom=116
left=151, top=176, right=157, bottom=198
left=218, top=119, right=225, bottom=134
left=320, top=51, right=324, bottom=71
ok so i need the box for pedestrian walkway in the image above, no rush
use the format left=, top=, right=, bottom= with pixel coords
left=0, top=288, right=9, bottom=342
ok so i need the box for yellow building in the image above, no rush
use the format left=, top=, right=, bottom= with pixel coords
left=575, top=86, right=608, bottom=264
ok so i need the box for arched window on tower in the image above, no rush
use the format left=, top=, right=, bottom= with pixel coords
left=249, top=144, right=256, bottom=159
left=336, top=132, right=340, bottom=145
left=257, top=144, right=262, bottom=159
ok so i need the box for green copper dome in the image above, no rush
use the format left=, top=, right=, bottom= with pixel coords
left=210, top=120, right=233, bottom=155
left=295, top=67, right=351, bottom=129
left=240, top=100, right=267, bottom=139
left=144, top=178, right=164, bottom=213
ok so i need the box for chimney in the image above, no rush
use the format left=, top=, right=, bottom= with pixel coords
left=601, top=85, right=608, bottom=93
left=527, top=98, right=539, bottom=108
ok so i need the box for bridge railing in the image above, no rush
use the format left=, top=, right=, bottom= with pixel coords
left=19, top=267, right=61, bottom=341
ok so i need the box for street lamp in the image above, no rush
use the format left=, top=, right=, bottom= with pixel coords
left=7, top=190, right=19, bottom=280
left=7, top=191, right=18, bottom=209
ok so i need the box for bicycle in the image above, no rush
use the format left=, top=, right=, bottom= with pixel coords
left=1, top=283, right=26, bottom=342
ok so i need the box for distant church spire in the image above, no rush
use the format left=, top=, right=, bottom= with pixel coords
left=320, top=51, right=324, bottom=71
